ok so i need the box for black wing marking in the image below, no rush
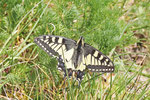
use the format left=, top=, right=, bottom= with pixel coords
left=34, top=35, right=76, bottom=58
left=83, top=43, right=114, bottom=72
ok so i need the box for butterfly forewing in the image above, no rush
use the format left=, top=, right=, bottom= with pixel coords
left=83, top=44, right=114, bottom=72
left=34, top=35, right=76, bottom=58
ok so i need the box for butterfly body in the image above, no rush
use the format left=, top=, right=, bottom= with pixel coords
left=34, top=35, right=114, bottom=84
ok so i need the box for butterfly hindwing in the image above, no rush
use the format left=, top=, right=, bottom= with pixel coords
left=83, top=44, right=114, bottom=72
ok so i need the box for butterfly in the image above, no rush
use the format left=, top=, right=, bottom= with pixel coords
left=34, top=35, right=114, bottom=85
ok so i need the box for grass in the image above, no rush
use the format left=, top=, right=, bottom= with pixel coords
left=0, top=0, right=150, bottom=99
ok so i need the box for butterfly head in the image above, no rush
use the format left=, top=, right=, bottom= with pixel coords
left=77, top=36, right=84, bottom=47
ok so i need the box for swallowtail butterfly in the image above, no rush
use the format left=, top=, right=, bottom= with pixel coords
left=34, top=35, right=114, bottom=85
